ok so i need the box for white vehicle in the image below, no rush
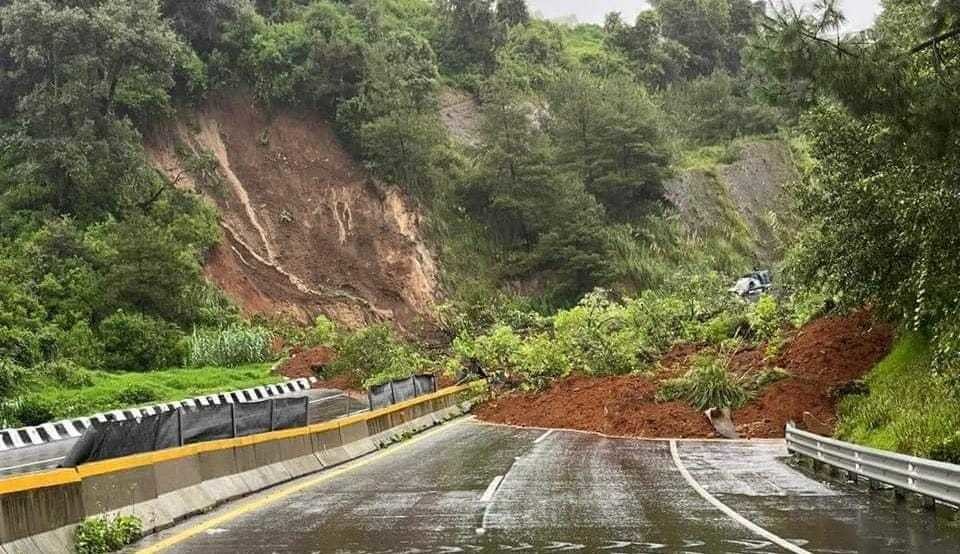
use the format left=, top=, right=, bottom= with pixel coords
left=729, top=270, right=773, bottom=298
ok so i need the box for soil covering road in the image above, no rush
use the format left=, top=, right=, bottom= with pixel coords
left=135, top=419, right=960, bottom=553
left=476, top=311, right=893, bottom=438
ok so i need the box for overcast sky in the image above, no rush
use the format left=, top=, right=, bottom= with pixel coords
left=527, top=0, right=882, bottom=32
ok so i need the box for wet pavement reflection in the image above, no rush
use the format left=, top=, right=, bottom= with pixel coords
left=140, top=421, right=960, bottom=553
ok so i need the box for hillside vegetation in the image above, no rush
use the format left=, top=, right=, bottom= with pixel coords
left=0, top=0, right=958, bottom=459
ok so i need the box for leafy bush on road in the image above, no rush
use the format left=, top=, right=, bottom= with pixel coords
left=74, top=515, right=142, bottom=554
left=656, top=354, right=748, bottom=410
left=184, top=325, right=274, bottom=368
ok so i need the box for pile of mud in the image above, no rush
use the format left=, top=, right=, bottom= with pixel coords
left=475, top=311, right=893, bottom=439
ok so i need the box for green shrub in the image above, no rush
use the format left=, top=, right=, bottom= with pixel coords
left=656, top=354, right=748, bottom=410
left=98, top=311, right=185, bottom=371
left=698, top=314, right=747, bottom=345
left=329, top=325, right=430, bottom=388
left=837, top=334, right=960, bottom=458
left=13, top=396, right=55, bottom=426
left=930, top=433, right=960, bottom=465
left=748, top=295, right=781, bottom=342
left=0, top=359, right=25, bottom=398
left=115, top=385, right=159, bottom=406
left=514, top=333, right=570, bottom=391
left=787, top=289, right=833, bottom=328
left=60, top=321, right=104, bottom=369
left=309, top=315, right=338, bottom=347
left=75, top=515, right=143, bottom=554
left=184, top=325, right=273, bottom=368
left=39, top=360, right=94, bottom=389
left=553, top=291, right=640, bottom=375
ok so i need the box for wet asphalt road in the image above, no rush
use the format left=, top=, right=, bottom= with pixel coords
left=136, top=419, right=960, bottom=554
left=0, top=389, right=366, bottom=477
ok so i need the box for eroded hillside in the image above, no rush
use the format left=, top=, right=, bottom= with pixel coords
left=148, top=96, right=439, bottom=331
left=665, top=140, right=800, bottom=263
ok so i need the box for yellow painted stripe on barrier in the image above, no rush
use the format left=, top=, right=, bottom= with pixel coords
left=136, top=417, right=472, bottom=554
left=0, top=384, right=477, bottom=486
left=0, top=468, right=81, bottom=495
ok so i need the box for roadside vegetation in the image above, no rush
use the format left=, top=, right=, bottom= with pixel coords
left=837, top=334, right=960, bottom=463
left=75, top=515, right=142, bottom=554
left=0, top=0, right=958, bottom=460
left=0, top=361, right=278, bottom=426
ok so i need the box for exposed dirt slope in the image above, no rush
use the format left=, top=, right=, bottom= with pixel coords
left=147, top=96, right=439, bottom=331
left=475, top=311, right=893, bottom=439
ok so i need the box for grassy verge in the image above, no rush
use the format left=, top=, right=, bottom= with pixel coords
left=836, top=333, right=960, bottom=461
left=18, top=363, right=280, bottom=422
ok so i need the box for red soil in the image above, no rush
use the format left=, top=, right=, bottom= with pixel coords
left=475, top=311, right=894, bottom=439
left=474, top=375, right=715, bottom=438
left=277, top=346, right=337, bottom=381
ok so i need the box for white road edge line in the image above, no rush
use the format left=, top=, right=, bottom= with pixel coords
left=669, top=440, right=811, bottom=554
left=534, top=429, right=554, bottom=444
left=480, top=475, right=504, bottom=503
left=0, top=456, right=66, bottom=472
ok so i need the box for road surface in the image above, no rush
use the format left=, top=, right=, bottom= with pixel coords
left=135, top=419, right=960, bottom=553
left=0, top=389, right=366, bottom=477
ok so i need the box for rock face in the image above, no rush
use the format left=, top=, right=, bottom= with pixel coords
left=665, top=140, right=800, bottom=262
left=147, top=95, right=440, bottom=331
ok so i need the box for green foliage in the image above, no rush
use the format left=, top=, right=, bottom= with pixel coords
left=184, top=325, right=274, bottom=368
left=451, top=325, right=568, bottom=391
left=837, top=334, right=960, bottom=460
left=435, top=0, right=501, bottom=76
left=10, top=396, right=55, bottom=427
left=0, top=359, right=25, bottom=397
left=74, top=514, right=142, bottom=554
left=659, top=71, right=782, bottom=146
left=250, top=2, right=366, bottom=112
left=22, top=363, right=277, bottom=422
left=656, top=353, right=748, bottom=410
left=97, top=311, right=185, bottom=372
left=546, top=71, right=670, bottom=221
left=748, top=295, right=781, bottom=342
left=553, top=291, right=640, bottom=375
left=753, top=1, right=960, bottom=369
left=317, top=323, right=430, bottom=388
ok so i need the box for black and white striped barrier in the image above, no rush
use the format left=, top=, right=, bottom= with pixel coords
left=0, top=377, right=316, bottom=451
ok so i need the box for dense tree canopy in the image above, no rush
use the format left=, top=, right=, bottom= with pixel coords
left=752, top=0, right=960, bottom=367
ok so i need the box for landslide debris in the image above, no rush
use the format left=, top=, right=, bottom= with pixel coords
left=147, top=95, right=440, bottom=332
left=474, top=311, right=893, bottom=439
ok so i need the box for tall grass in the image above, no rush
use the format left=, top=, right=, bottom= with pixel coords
left=837, top=333, right=960, bottom=461
left=185, top=325, right=274, bottom=368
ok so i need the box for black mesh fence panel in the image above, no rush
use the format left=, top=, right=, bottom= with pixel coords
left=62, top=411, right=180, bottom=467
left=235, top=401, right=272, bottom=437
left=392, top=377, right=416, bottom=403
left=182, top=404, right=234, bottom=445
left=367, top=383, right=394, bottom=410
left=272, top=397, right=309, bottom=431
left=367, top=374, right=439, bottom=410
left=413, top=374, right=437, bottom=395
left=62, top=397, right=309, bottom=467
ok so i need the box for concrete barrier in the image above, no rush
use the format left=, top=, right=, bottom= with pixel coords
left=0, top=383, right=479, bottom=552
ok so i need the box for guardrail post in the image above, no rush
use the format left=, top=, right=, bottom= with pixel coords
left=231, top=403, right=238, bottom=438
left=389, top=381, right=397, bottom=405
left=303, top=395, right=309, bottom=427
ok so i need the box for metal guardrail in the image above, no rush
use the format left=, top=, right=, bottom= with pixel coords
left=786, top=423, right=960, bottom=507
